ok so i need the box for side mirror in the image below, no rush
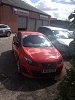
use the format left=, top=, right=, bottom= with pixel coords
left=13, top=42, right=19, bottom=47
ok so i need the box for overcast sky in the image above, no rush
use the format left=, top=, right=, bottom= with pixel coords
left=22, top=0, right=75, bottom=20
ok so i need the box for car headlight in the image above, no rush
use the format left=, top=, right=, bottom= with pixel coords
left=57, top=59, right=62, bottom=65
left=24, top=57, right=38, bottom=66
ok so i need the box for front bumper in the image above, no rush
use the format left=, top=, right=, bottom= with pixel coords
left=21, top=64, right=63, bottom=78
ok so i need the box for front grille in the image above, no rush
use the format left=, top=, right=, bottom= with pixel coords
left=42, top=62, right=56, bottom=68
left=32, top=66, right=63, bottom=77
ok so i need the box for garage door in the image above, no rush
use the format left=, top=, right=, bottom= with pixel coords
left=18, top=16, right=26, bottom=31
left=37, top=19, right=42, bottom=29
left=43, top=20, right=48, bottom=26
left=28, top=18, right=36, bottom=31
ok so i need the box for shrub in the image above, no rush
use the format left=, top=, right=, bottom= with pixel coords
left=55, top=40, right=75, bottom=100
left=55, top=67, right=75, bottom=100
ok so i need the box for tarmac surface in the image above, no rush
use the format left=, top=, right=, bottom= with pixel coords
left=0, top=34, right=71, bottom=100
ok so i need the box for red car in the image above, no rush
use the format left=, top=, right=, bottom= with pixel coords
left=12, top=31, right=64, bottom=78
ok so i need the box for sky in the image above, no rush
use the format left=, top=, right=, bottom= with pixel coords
left=22, top=0, right=75, bottom=20
left=31, top=0, right=38, bottom=3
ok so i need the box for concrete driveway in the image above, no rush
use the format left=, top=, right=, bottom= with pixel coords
left=0, top=34, right=71, bottom=100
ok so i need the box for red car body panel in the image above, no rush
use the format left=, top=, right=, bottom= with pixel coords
left=12, top=31, right=64, bottom=78
left=22, top=47, right=61, bottom=62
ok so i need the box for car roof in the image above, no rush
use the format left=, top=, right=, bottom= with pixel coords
left=19, top=31, right=44, bottom=36
left=0, top=24, right=8, bottom=26
left=39, top=26, right=68, bottom=31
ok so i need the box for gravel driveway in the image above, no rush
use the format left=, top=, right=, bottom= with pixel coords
left=0, top=34, right=71, bottom=100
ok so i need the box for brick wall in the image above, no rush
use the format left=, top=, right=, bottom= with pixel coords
left=0, top=4, right=50, bottom=33
left=29, top=11, right=39, bottom=19
left=0, top=5, right=18, bottom=33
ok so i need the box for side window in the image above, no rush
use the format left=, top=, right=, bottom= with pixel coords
left=38, top=27, right=55, bottom=41
left=38, top=27, right=43, bottom=33
left=38, top=27, right=47, bottom=35
left=46, top=29, right=55, bottom=40
left=38, top=27, right=53, bottom=35
left=42, top=28, right=48, bottom=35
left=44, top=28, right=52, bottom=35
left=1, top=25, right=7, bottom=28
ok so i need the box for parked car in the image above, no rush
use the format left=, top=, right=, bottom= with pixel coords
left=37, top=26, right=73, bottom=56
left=12, top=31, right=63, bottom=78
left=0, top=24, right=11, bottom=37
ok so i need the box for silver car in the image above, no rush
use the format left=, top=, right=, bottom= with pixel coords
left=0, top=24, right=11, bottom=37
left=37, top=26, right=73, bottom=56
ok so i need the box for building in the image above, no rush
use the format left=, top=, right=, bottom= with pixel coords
left=0, top=0, right=51, bottom=33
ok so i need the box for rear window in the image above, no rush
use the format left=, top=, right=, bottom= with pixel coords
left=0, top=25, right=7, bottom=28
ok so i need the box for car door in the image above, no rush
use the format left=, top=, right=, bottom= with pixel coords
left=1, top=25, right=7, bottom=33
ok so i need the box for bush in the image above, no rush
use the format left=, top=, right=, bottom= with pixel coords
left=55, top=67, right=75, bottom=100
left=54, top=40, right=75, bottom=100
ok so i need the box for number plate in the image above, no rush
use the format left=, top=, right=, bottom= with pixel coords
left=42, top=69, right=56, bottom=73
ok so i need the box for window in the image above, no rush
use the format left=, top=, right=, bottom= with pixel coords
left=38, top=27, right=53, bottom=36
left=22, top=35, right=52, bottom=47
left=0, top=25, right=7, bottom=28
left=52, top=30, right=71, bottom=39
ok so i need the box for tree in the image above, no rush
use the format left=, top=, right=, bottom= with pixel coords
left=68, top=11, right=75, bottom=30
left=54, top=11, right=75, bottom=100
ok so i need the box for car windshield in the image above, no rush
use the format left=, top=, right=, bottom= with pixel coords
left=52, top=30, right=72, bottom=39
left=22, top=35, right=52, bottom=47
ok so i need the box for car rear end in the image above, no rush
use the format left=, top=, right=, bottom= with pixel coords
left=0, top=24, right=11, bottom=36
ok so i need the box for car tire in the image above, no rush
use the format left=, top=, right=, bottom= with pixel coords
left=17, top=59, right=21, bottom=75
left=6, top=32, right=11, bottom=37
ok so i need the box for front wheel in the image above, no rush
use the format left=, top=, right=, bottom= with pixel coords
left=17, top=59, right=21, bottom=75
left=6, top=32, right=11, bottom=37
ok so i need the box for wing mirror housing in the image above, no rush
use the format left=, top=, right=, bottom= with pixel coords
left=14, top=41, right=19, bottom=47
